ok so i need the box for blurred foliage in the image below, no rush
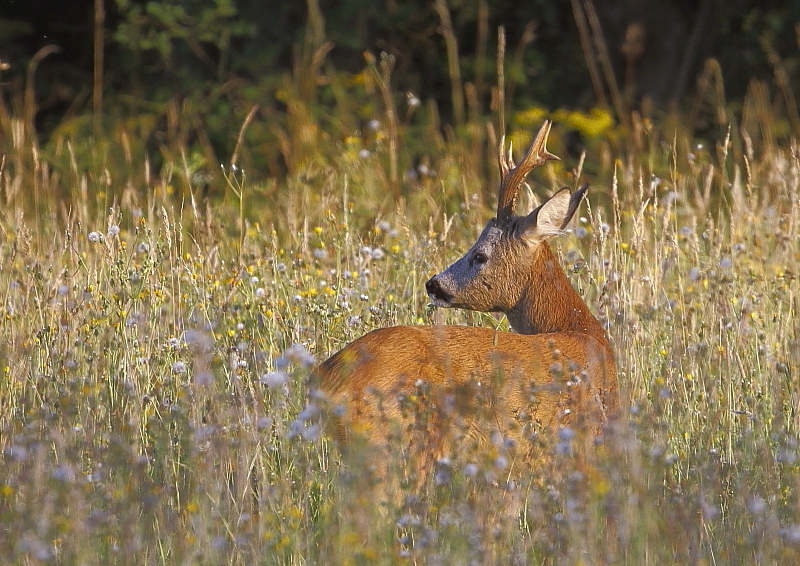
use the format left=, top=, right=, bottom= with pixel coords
left=0, top=0, right=799, bottom=192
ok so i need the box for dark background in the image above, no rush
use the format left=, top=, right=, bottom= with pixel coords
left=2, top=0, right=799, bottom=175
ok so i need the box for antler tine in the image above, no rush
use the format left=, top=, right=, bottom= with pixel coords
left=496, top=120, right=560, bottom=223
left=497, top=136, right=513, bottom=178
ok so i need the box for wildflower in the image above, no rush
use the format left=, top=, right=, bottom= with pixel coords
left=256, top=416, right=272, bottom=430
left=719, top=256, right=732, bottom=268
left=746, top=495, right=766, bottom=514
left=4, top=445, right=29, bottom=462
left=358, top=149, right=370, bottom=159
left=397, top=514, right=421, bottom=528
left=434, top=459, right=452, bottom=486
left=679, top=226, right=692, bottom=237
left=287, top=419, right=304, bottom=439
left=575, top=227, right=588, bottom=238
left=283, top=343, right=316, bottom=368
left=780, top=524, right=800, bottom=546
left=370, top=247, right=385, bottom=260
left=194, top=371, right=214, bottom=386
left=377, top=220, right=391, bottom=232
left=255, top=287, right=266, bottom=299
left=558, top=426, right=575, bottom=442
left=184, top=329, right=212, bottom=350
left=689, top=267, right=701, bottom=281
left=107, top=224, right=120, bottom=236
left=406, top=92, right=421, bottom=107
left=700, top=496, right=720, bottom=520
left=136, top=242, right=150, bottom=254
left=17, top=534, right=53, bottom=561
left=650, top=175, right=661, bottom=191
left=87, top=231, right=103, bottom=243
left=301, top=424, right=321, bottom=441
left=52, top=464, right=76, bottom=483
left=313, top=248, right=328, bottom=260
left=297, top=402, right=320, bottom=422
left=260, top=371, right=288, bottom=389
left=172, top=361, right=187, bottom=374
left=367, top=119, right=381, bottom=130
left=463, top=463, right=478, bottom=477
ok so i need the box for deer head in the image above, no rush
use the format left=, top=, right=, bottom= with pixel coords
left=425, top=121, right=588, bottom=331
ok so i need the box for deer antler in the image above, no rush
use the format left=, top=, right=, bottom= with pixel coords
left=497, top=120, right=560, bottom=223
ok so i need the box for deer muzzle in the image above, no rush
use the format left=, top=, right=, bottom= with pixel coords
left=425, top=276, right=453, bottom=306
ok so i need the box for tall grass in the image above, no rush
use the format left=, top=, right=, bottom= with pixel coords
left=2, top=69, right=800, bottom=564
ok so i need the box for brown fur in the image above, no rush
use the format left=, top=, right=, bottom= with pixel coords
left=311, top=123, right=618, bottom=479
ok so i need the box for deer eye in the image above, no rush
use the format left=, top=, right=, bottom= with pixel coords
left=472, top=252, right=488, bottom=265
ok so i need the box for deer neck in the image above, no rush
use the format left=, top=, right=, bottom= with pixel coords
left=505, top=242, right=607, bottom=341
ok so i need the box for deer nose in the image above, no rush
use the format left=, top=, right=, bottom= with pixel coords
left=425, top=276, right=452, bottom=303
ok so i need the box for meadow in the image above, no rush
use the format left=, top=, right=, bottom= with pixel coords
left=2, top=84, right=800, bottom=565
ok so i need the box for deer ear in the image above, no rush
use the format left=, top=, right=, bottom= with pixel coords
left=518, top=184, right=588, bottom=244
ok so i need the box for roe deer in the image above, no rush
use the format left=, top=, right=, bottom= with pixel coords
left=312, top=121, right=617, bottom=473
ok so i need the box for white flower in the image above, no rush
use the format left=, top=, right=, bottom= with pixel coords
left=406, top=92, right=421, bottom=107
left=107, top=224, right=120, bottom=236
left=312, top=247, right=328, bottom=260
left=370, top=247, right=385, bottom=260
left=172, top=361, right=187, bottom=374
left=283, top=343, right=316, bottom=368
left=88, top=231, right=103, bottom=243
left=260, top=371, right=288, bottom=388
left=255, top=287, right=266, bottom=299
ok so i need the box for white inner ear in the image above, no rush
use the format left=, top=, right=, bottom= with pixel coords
left=527, top=189, right=571, bottom=241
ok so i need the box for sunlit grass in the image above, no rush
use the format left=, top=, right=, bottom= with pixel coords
left=1, top=112, right=800, bottom=564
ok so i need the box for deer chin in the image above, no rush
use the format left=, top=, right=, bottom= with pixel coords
left=428, top=296, right=453, bottom=308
